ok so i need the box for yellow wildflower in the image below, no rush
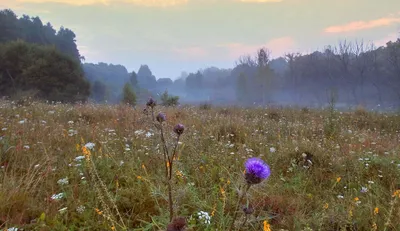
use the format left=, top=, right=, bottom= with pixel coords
left=374, top=207, right=379, bottom=215
left=220, top=186, right=226, bottom=197
left=349, top=208, right=353, bottom=217
left=82, top=146, right=91, bottom=159
left=111, top=225, right=116, bottom=231
left=95, top=208, right=103, bottom=215
left=354, top=197, right=359, bottom=202
left=176, top=171, right=184, bottom=178
left=211, top=204, right=216, bottom=217
left=393, top=189, right=400, bottom=198
left=336, top=177, right=341, bottom=183
left=137, top=176, right=142, bottom=180
left=323, top=203, right=329, bottom=209
left=263, top=220, right=271, bottom=231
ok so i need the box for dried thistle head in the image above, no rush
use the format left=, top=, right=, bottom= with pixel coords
left=146, top=97, right=156, bottom=108
left=242, top=205, right=254, bottom=215
left=157, top=112, right=166, bottom=123
left=173, top=124, right=185, bottom=136
left=166, top=217, right=186, bottom=231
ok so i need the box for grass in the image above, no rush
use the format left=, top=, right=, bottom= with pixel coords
left=0, top=100, right=400, bottom=230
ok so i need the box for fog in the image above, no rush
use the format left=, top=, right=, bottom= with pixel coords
left=85, top=39, right=400, bottom=112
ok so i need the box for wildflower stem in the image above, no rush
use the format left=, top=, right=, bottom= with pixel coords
left=168, top=180, right=174, bottom=222
left=384, top=197, right=398, bottom=231
left=169, top=135, right=180, bottom=181
left=229, top=184, right=251, bottom=231
left=151, top=107, right=155, bottom=122
left=239, top=214, right=248, bottom=230
left=158, top=122, right=174, bottom=222
left=159, top=125, right=170, bottom=178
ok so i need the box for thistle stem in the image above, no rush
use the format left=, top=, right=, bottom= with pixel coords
left=168, top=180, right=173, bottom=221
left=159, top=125, right=170, bottom=178
left=169, top=135, right=180, bottom=181
left=229, top=184, right=251, bottom=231
left=158, top=122, right=175, bottom=222
left=239, top=214, right=248, bottom=230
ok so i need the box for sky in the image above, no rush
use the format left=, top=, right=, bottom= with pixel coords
left=2, top=0, right=400, bottom=79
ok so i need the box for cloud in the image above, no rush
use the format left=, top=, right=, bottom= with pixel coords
left=13, top=0, right=189, bottom=7
left=219, top=36, right=296, bottom=59
left=324, top=15, right=400, bottom=33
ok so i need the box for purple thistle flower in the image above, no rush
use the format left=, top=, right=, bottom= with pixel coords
left=244, top=157, right=270, bottom=185
left=156, top=112, right=166, bottom=123
left=173, top=124, right=184, bottom=135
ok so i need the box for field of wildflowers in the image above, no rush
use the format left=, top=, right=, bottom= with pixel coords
left=0, top=99, right=399, bottom=230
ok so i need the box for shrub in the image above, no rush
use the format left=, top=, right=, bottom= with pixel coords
left=122, top=83, right=137, bottom=106
left=160, top=90, right=179, bottom=106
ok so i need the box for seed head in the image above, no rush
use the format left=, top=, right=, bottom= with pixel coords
left=146, top=97, right=156, bottom=108
left=156, top=112, right=166, bottom=123
left=244, top=157, right=271, bottom=185
left=242, top=205, right=254, bottom=215
left=174, top=124, right=185, bottom=135
left=166, top=217, right=186, bottom=231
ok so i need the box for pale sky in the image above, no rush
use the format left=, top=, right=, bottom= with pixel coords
left=2, top=0, right=400, bottom=79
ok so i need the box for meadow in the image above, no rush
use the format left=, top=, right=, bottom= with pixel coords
left=0, top=99, right=400, bottom=231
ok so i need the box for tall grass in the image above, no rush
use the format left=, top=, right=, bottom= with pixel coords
left=0, top=100, right=399, bottom=230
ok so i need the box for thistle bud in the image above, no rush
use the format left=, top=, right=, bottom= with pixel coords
left=242, top=205, right=254, bottom=215
left=166, top=217, right=186, bottom=231
left=156, top=112, right=166, bottom=123
left=146, top=97, right=156, bottom=108
left=173, top=124, right=184, bottom=135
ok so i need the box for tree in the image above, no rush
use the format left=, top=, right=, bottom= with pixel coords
left=130, top=71, right=138, bottom=89
left=91, top=80, right=108, bottom=103
left=236, top=72, right=247, bottom=104
left=83, top=63, right=130, bottom=104
left=160, top=90, right=179, bottom=106
left=0, top=9, right=20, bottom=42
left=0, top=9, right=83, bottom=62
left=256, top=47, right=274, bottom=105
left=137, top=65, right=157, bottom=89
left=0, top=40, right=90, bottom=102
left=122, top=82, right=136, bottom=105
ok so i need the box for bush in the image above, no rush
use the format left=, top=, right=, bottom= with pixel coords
left=0, top=40, right=90, bottom=102
left=122, top=83, right=136, bottom=105
left=199, top=102, right=212, bottom=110
left=160, top=90, right=179, bottom=106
